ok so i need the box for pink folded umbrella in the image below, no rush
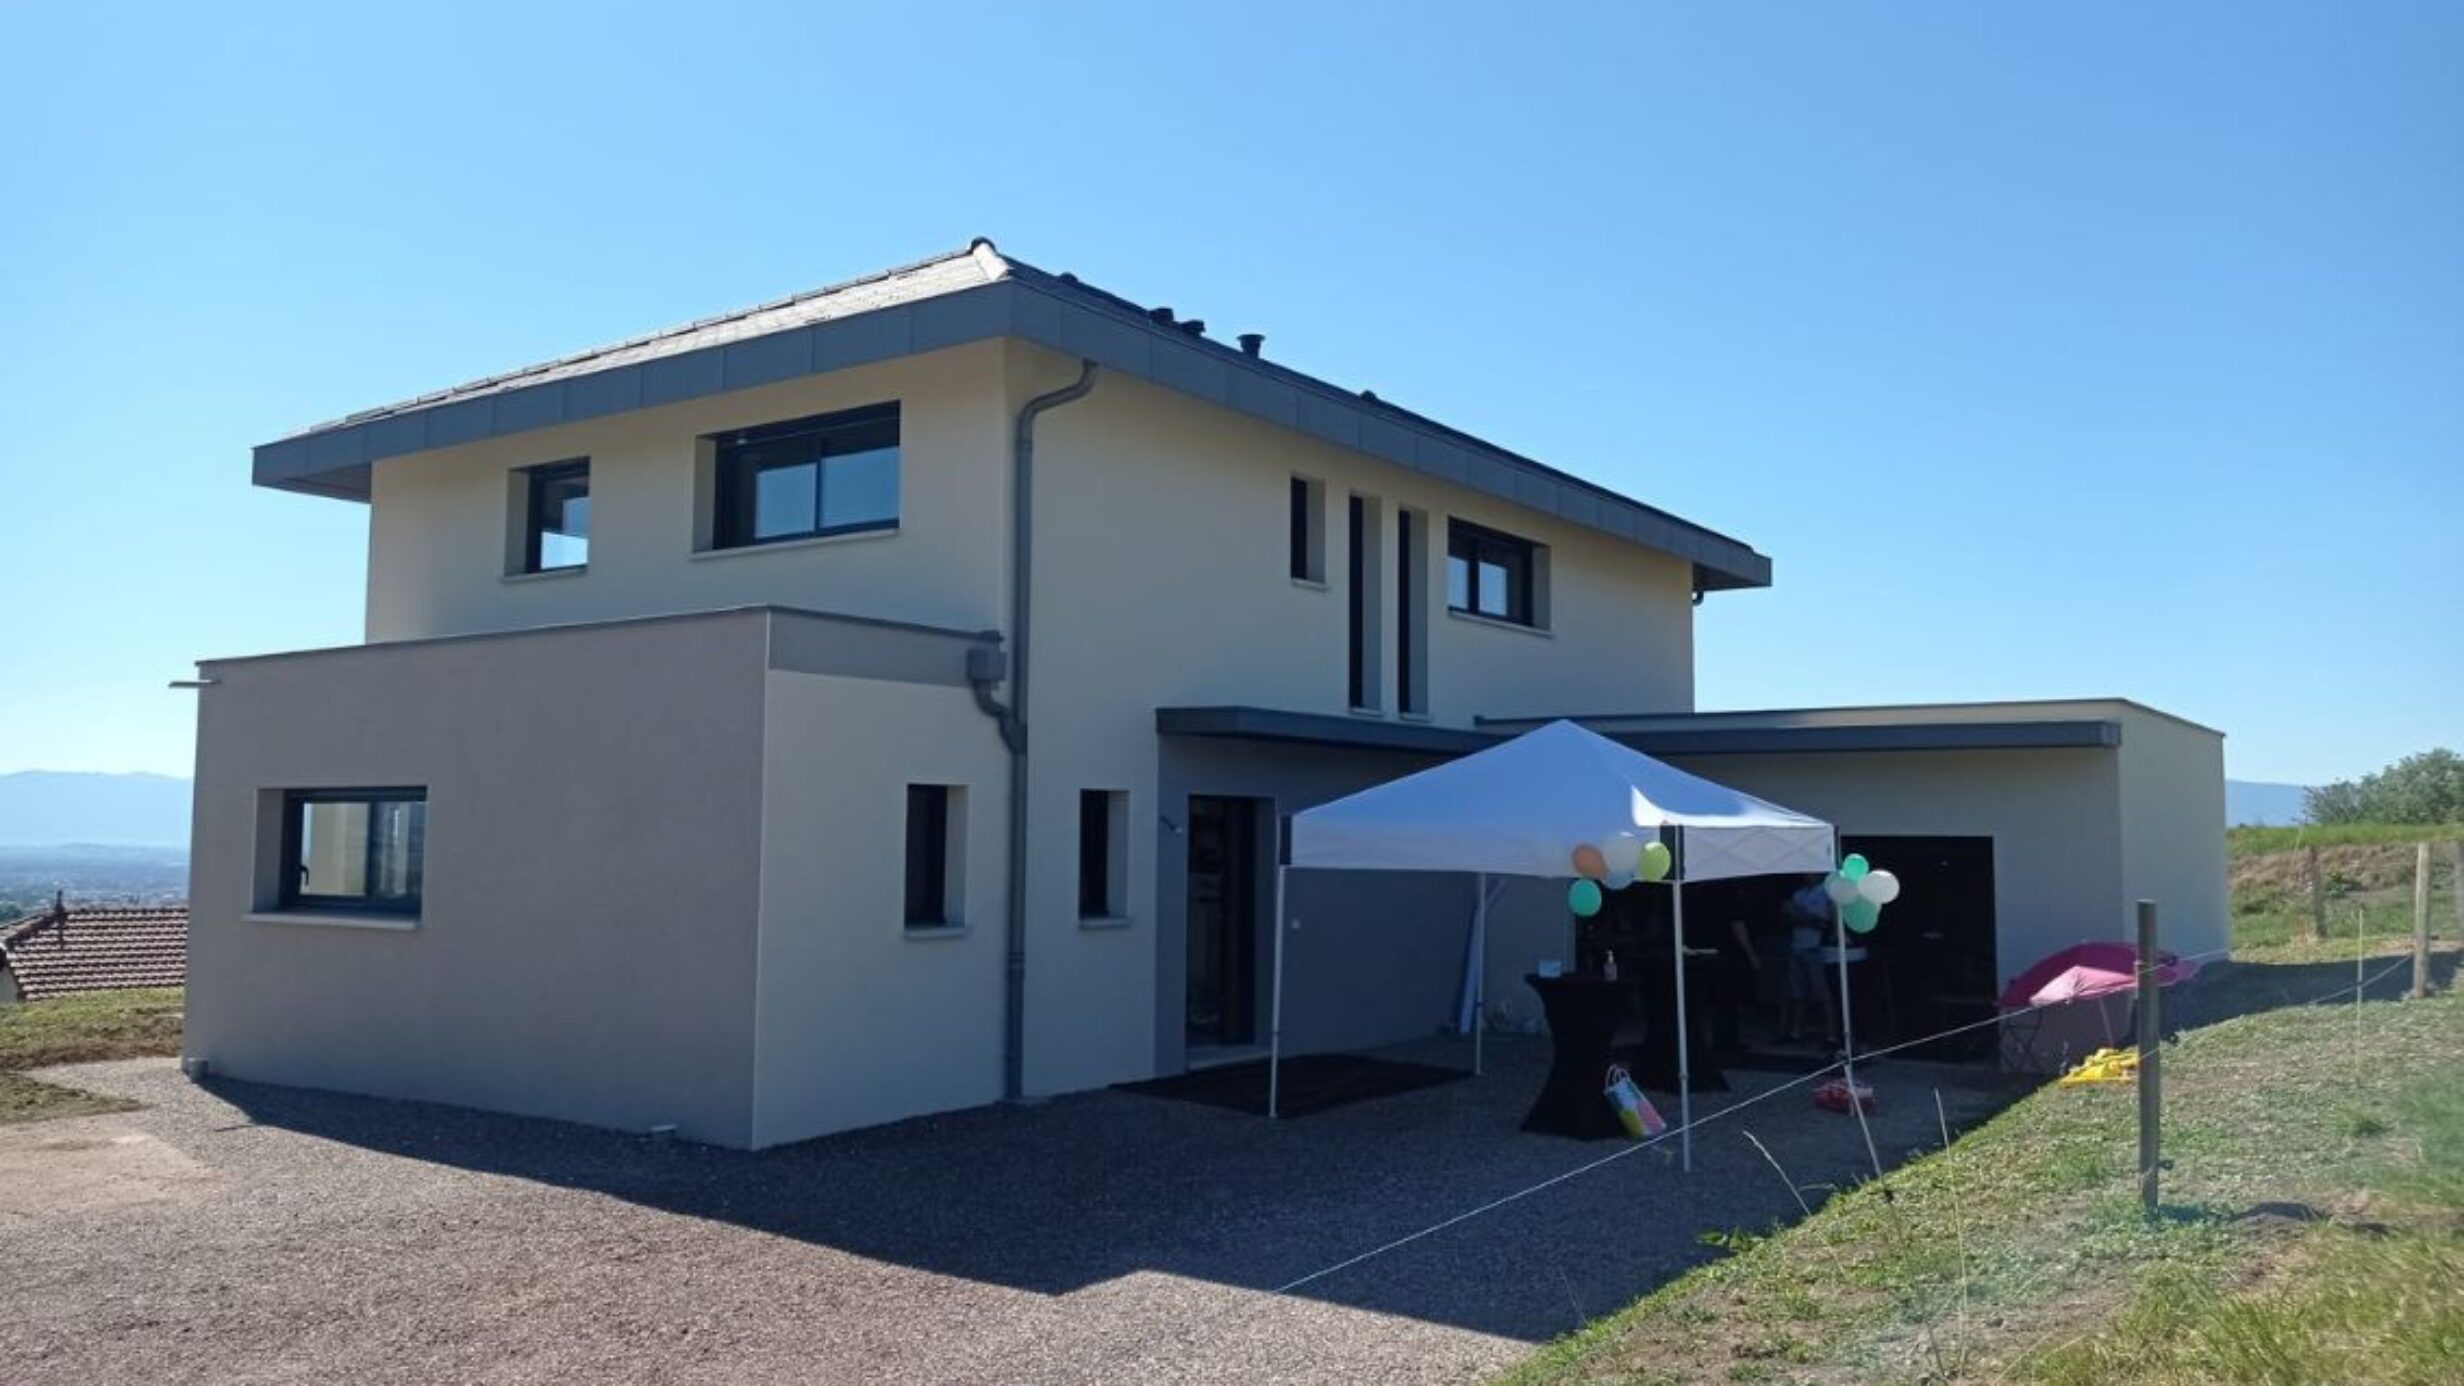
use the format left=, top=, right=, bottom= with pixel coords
left=1999, top=942, right=2200, bottom=1011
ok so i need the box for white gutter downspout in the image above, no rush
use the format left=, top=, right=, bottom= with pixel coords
left=982, top=359, right=1099, bottom=1104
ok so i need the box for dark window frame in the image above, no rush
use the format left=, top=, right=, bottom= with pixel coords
left=1347, top=496, right=1369, bottom=707
left=278, top=788, right=427, bottom=916
left=1397, top=509, right=1424, bottom=714
left=711, top=401, right=902, bottom=551
left=904, top=784, right=952, bottom=927
left=1288, top=476, right=1324, bottom=582
left=521, top=459, right=591, bottom=573
left=1078, top=790, right=1120, bottom=919
left=1446, top=518, right=1539, bottom=626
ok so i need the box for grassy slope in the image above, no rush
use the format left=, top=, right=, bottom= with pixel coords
left=1500, top=832, right=2464, bottom=1386
left=1498, top=979, right=2463, bottom=1385
left=0, top=987, right=184, bottom=1125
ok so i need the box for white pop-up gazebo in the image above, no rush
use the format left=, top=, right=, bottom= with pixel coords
left=1279, top=719, right=1836, bottom=1168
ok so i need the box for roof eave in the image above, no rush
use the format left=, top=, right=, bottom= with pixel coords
left=254, top=273, right=1775, bottom=589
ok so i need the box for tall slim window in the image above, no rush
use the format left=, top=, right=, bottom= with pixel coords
left=1347, top=496, right=1375, bottom=708
left=1397, top=509, right=1426, bottom=715
left=522, top=460, right=590, bottom=572
left=280, top=789, right=426, bottom=915
left=712, top=402, right=900, bottom=549
left=1079, top=790, right=1126, bottom=919
left=1446, top=518, right=1540, bottom=627
left=1288, top=476, right=1325, bottom=582
left=904, top=784, right=954, bottom=927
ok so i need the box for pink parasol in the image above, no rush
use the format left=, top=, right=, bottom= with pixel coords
left=1999, top=942, right=2200, bottom=1011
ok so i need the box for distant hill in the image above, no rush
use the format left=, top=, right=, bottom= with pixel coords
left=0, top=771, right=191, bottom=847
left=2226, top=779, right=2310, bottom=828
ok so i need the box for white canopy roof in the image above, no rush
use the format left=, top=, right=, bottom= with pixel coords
left=1289, top=719, right=1836, bottom=883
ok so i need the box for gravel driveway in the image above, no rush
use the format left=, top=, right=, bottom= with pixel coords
left=0, top=1040, right=2013, bottom=1384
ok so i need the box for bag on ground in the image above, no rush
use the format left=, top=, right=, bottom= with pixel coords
left=1603, top=1064, right=1667, bottom=1139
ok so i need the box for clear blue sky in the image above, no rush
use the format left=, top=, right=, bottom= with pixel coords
left=1, top=2, right=2455, bottom=785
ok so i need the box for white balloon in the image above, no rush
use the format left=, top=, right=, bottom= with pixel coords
left=1859, top=869, right=1902, bottom=905
left=1824, top=874, right=1861, bottom=904
left=1603, top=836, right=1643, bottom=876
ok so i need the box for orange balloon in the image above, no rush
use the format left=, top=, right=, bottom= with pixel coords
left=1571, top=843, right=1608, bottom=880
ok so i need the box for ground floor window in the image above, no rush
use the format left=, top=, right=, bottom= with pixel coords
left=280, top=789, right=426, bottom=915
left=904, top=784, right=966, bottom=928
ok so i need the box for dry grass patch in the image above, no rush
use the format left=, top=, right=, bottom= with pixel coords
left=0, top=987, right=183, bottom=1125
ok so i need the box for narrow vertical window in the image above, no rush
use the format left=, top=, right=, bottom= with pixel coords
left=1348, top=496, right=1369, bottom=707
left=903, top=784, right=965, bottom=929
left=1288, top=476, right=1325, bottom=582
left=521, top=460, right=591, bottom=573
left=1397, top=508, right=1427, bottom=715
left=1078, top=789, right=1127, bottom=920
left=904, top=786, right=950, bottom=926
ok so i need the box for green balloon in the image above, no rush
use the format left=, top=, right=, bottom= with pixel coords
left=1569, top=878, right=1604, bottom=918
left=1840, top=853, right=1871, bottom=881
left=1843, top=898, right=1881, bottom=934
left=1638, top=840, right=1674, bottom=883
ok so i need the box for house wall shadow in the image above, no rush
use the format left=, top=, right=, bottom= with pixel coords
left=200, top=1035, right=2019, bottom=1345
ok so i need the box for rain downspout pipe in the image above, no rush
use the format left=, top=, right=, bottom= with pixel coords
left=986, top=359, right=1099, bottom=1103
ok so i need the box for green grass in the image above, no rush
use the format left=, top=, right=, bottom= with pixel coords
left=0, top=987, right=184, bottom=1125
left=2229, top=823, right=2464, bottom=856
left=1495, top=982, right=2464, bottom=1385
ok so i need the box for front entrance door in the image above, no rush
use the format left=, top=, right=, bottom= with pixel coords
left=1186, top=795, right=1261, bottom=1048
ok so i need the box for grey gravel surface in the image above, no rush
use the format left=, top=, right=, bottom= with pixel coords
left=0, top=1041, right=2017, bottom=1385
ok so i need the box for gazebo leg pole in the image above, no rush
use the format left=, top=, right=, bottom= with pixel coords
left=1268, top=863, right=1288, bottom=1120
left=1673, top=867, right=1693, bottom=1173
left=1473, top=873, right=1488, bottom=1078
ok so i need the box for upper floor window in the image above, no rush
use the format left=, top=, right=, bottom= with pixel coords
left=521, top=460, right=590, bottom=572
left=280, top=789, right=426, bottom=916
left=712, top=402, right=900, bottom=550
left=1289, top=476, right=1326, bottom=583
left=1447, top=519, right=1540, bottom=626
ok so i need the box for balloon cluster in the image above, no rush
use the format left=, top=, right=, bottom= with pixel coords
left=1566, top=837, right=1672, bottom=917
left=1822, top=853, right=1900, bottom=934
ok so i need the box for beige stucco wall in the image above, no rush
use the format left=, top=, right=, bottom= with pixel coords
left=363, top=341, right=1013, bottom=643
left=751, top=671, right=1010, bottom=1147
left=186, top=612, right=773, bottom=1146
left=316, top=332, right=1716, bottom=1113
left=1659, top=748, right=2126, bottom=989
left=2115, top=707, right=2230, bottom=961
left=1013, top=347, right=1697, bottom=1094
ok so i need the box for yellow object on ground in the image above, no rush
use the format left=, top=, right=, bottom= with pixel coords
left=2058, top=1046, right=2140, bottom=1087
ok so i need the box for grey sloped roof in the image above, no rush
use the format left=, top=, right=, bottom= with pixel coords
left=255, top=240, right=1771, bottom=590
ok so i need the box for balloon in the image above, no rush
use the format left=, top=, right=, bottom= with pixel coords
left=1571, top=844, right=1608, bottom=881
left=1824, top=873, right=1861, bottom=904
left=1568, top=878, right=1604, bottom=918
left=1840, top=853, right=1870, bottom=881
left=1603, top=836, right=1643, bottom=877
left=1843, top=898, right=1881, bottom=934
left=1859, top=869, right=1901, bottom=905
left=1638, top=840, right=1674, bottom=883
left=1603, top=866, right=1637, bottom=891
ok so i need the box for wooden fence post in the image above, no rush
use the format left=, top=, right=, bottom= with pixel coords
left=2138, top=900, right=2162, bottom=1219
left=2413, top=843, right=2433, bottom=1000
left=2306, top=844, right=2326, bottom=944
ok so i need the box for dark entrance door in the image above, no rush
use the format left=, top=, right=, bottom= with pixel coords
left=1186, top=795, right=1261, bottom=1048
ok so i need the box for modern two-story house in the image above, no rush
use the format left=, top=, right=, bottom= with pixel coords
left=186, top=241, right=2227, bottom=1147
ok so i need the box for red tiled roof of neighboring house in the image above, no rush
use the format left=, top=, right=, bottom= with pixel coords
left=0, top=903, right=188, bottom=1000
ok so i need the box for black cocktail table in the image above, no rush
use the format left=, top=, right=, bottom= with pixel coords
left=1521, top=974, right=1632, bottom=1139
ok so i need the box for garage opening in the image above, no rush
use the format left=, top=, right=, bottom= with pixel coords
left=1843, top=834, right=1998, bottom=1061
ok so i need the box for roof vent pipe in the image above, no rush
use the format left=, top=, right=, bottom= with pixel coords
left=1238, top=333, right=1264, bottom=357
left=1147, top=306, right=1175, bottom=326
left=1179, top=319, right=1206, bottom=336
